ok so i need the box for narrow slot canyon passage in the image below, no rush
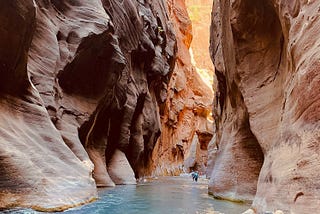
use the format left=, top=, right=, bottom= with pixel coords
left=151, top=0, right=216, bottom=178
left=1, top=0, right=319, bottom=214
left=0, top=0, right=250, bottom=213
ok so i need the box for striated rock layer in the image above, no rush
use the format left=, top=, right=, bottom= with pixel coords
left=0, top=0, right=175, bottom=211
left=151, top=0, right=213, bottom=176
left=210, top=0, right=320, bottom=213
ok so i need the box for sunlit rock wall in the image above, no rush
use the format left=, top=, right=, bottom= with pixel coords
left=151, top=0, right=213, bottom=176
left=210, top=0, right=320, bottom=213
left=186, top=0, right=214, bottom=82
left=0, top=0, right=175, bottom=211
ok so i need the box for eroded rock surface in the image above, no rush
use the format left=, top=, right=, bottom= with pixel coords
left=0, top=0, right=175, bottom=211
left=210, top=0, right=320, bottom=213
left=151, top=0, right=214, bottom=176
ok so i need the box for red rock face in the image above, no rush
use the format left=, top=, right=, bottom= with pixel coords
left=151, top=0, right=213, bottom=176
left=0, top=0, right=175, bottom=211
left=210, top=0, right=320, bottom=213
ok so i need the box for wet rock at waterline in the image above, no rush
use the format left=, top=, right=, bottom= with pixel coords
left=210, top=0, right=320, bottom=213
left=0, top=0, right=175, bottom=211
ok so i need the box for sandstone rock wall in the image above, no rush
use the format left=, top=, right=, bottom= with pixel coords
left=0, top=0, right=175, bottom=211
left=210, top=0, right=320, bottom=213
left=186, top=0, right=214, bottom=77
left=151, top=0, right=213, bottom=176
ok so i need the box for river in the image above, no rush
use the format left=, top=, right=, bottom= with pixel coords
left=5, top=176, right=249, bottom=214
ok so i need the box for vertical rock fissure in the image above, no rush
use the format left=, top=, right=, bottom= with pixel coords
left=127, top=92, right=147, bottom=176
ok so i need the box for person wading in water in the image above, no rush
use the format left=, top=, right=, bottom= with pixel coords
left=191, top=171, right=199, bottom=182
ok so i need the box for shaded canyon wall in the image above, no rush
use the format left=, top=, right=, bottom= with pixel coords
left=210, top=0, right=320, bottom=213
left=0, top=0, right=175, bottom=210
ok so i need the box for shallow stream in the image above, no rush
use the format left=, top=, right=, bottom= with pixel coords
left=5, top=176, right=249, bottom=214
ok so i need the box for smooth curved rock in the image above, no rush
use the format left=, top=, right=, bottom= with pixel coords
left=183, top=133, right=208, bottom=173
left=205, top=136, right=217, bottom=178
left=184, top=135, right=199, bottom=170
left=0, top=0, right=175, bottom=211
left=87, top=146, right=115, bottom=187
left=108, top=150, right=136, bottom=185
left=210, top=0, right=320, bottom=213
left=0, top=0, right=102, bottom=210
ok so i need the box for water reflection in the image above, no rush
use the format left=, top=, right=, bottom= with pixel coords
left=5, top=176, right=249, bottom=214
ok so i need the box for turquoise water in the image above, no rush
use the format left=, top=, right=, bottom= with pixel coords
left=5, top=176, right=249, bottom=214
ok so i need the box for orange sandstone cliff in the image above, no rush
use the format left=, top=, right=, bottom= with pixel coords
left=151, top=0, right=213, bottom=176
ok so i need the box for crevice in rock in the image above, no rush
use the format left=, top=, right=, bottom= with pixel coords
left=0, top=1, right=36, bottom=95
left=293, top=191, right=304, bottom=203
left=127, top=93, right=147, bottom=176
left=214, top=69, right=226, bottom=115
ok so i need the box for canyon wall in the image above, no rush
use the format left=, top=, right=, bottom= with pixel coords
left=151, top=0, right=213, bottom=176
left=210, top=0, right=320, bottom=213
left=0, top=0, right=175, bottom=211
left=186, top=0, right=214, bottom=79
